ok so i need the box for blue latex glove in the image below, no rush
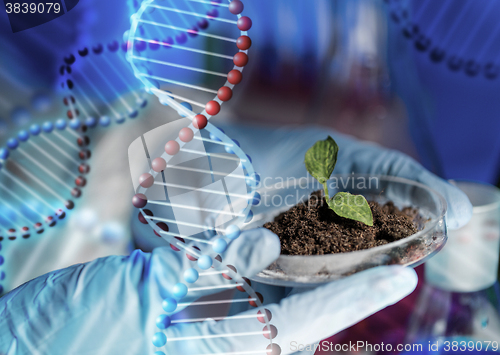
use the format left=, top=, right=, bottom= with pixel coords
left=218, top=123, right=472, bottom=230
left=0, top=228, right=417, bottom=355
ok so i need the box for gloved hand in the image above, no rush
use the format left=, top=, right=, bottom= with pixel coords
left=0, top=228, right=417, bottom=355
left=218, top=123, right=472, bottom=230
left=133, top=122, right=472, bottom=252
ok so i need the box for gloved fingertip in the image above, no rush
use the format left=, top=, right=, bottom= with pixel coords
left=358, top=264, right=417, bottom=285
left=445, top=180, right=473, bottom=230
left=379, top=265, right=418, bottom=292
left=292, top=266, right=418, bottom=326
left=240, top=228, right=281, bottom=263
left=419, top=172, right=473, bottom=230
left=269, top=231, right=282, bottom=259
left=355, top=266, right=418, bottom=306
left=222, top=228, right=281, bottom=277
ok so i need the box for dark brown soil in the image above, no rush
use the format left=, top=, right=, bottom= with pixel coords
left=263, top=191, right=421, bottom=255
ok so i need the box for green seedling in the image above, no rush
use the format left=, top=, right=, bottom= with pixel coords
left=304, top=136, right=374, bottom=226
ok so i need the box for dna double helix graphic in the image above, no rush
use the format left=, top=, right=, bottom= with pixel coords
left=2, top=0, right=279, bottom=350
left=0, top=39, right=154, bottom=294
left=151, top=251, right=280, bottom=355
left=385, top=0, right=500, bottom=79
left=60, top=40, right=149, bottom=128
left=126, top=1, right=281, bottom=354
left=0, top=119, right=90, bottom=243
left=127, top=0, right=223, bottom=35
left=0, top=36, right=153, bottom=279
left=127, top=0, right=252, bottom=119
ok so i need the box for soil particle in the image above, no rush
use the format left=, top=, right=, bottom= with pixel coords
left=263, top=191, right=419, bottom=255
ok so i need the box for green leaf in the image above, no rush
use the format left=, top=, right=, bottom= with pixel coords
left=328, top=192, right=374, bottom=226
left=304, top=136, right=339, bottom=185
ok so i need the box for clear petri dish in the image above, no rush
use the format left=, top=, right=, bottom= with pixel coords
left=244, top=174, right=448, bottom=287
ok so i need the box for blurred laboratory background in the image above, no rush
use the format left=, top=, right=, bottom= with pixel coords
left=2, top=0, right=500, bottom=184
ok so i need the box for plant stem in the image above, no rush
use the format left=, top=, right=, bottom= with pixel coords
left=322, top=182, right=330, bottom=200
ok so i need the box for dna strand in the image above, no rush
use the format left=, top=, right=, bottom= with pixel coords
left=385, top=0, right=500, bottom=79
left=127, top=0, right=222, bottom=32
left=151, top=255, right=280, bottom=355
left=0, top=118, right=91, bottom=241
left=126, top=0, right=252, bottom=120
left=60, top=41, right=149, bottom=128
left=126, top=1, right=277, bottom=352
left=129, top=120, right=278, bottom=355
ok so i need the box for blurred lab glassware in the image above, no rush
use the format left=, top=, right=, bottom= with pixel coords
left=405, top=181, right=500, bottom=354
